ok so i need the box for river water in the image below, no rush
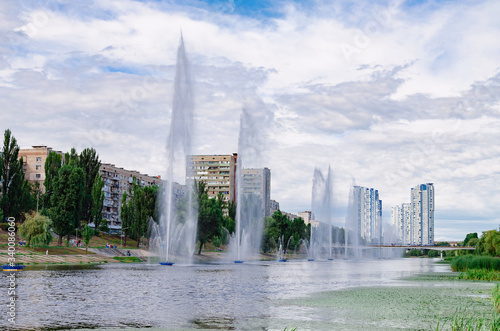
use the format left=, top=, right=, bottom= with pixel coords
left=0, top=258, right=469, bottom=330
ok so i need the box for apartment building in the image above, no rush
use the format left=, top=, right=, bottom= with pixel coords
left=353, top=186, right=382, bottom=244
left=186, top=154, right=237, bottom=202
left=99, top=163, right=162, bottom=228
left=241, top=168, right=271, bottom=217
left=391, top=183, right=435, bottom=246
left=18, top=146, right=63, bottom=193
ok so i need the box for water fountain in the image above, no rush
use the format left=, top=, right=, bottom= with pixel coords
left=151, top=36, right=197, bottom=265
left=344, top=179, right=361, bottom=259
left=230, top=100, right=268, bottom=263
left=308, top=166, right=334, bottom=261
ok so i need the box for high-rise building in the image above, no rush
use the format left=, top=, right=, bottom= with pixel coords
left=411, top=183, right=435, bottom=246
left=353, top=186, right=382, bottom=244
left=186, top=154, right=237, bottom=202
left=391, top=183, right=434, bottom=246
left=99, top=163, right=163, bottom=230
left=18, top=146, right=63, bottom=193
left=391, top=203, right=411, bottom=245
left=241, top=168, right=271, bottom=217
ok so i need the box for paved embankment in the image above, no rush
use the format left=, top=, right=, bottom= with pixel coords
left=0, top=249, right=118, bottom=264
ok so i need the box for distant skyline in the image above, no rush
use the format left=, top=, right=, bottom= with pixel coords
left=1, top=0, right=500, bottom=241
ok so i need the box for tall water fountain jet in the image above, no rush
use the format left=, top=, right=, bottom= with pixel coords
left=309, top=166, right=333, bottom=260
left=230, top=99, right=270, bottom=263
left=344, top=179, right=361, bottom=259
left=151, top=36, right=197, bottom=265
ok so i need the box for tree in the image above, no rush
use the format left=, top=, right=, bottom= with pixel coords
left=81, top=224, right=94, bottom=254
left=463, top=232, right=478, bottom=246
left=120, top=191, right=133, bottom=247
left=50, top=164, right=85, bottom=245
left=196, top=182, right=224, bottom=254
left=64, top=147, right=79, bottom=166
left=18, top=212, right=52, bottom=247
left=0, top=129, right=25, bottom=220
left=79, top=148, right=101, bottom=224
left=91, top=174, right=104, bottom=234
left=43, top=151, right=62, bottom=209
left=477, top=230, right=500, bottom=256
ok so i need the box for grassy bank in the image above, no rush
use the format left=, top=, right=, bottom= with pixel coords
left=451, top=255, right=500, bottom=272
left=113, top=256, right=142, bottom=263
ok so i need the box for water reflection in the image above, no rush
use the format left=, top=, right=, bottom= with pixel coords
left=2, top=258, right=445, bottom=330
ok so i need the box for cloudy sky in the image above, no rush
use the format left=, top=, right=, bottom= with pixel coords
left=1, top=0, right=500, bottom=241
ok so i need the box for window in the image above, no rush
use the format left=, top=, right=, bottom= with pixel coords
left=36, top=165, right=41, bottom=170
left=35, top=174, right=41, bottom=179
left=36, top=157, right=42, bottom=162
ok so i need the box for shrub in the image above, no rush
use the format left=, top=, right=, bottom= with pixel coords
left=428, top=250, right=439, bottom=258
left=451, top=255, right=500, bottom=272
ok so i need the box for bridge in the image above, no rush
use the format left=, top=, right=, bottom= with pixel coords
left=371, top=245, right=475, bottom=251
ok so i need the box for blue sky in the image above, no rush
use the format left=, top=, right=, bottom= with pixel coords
left=1, top=0, right=500, bottom=240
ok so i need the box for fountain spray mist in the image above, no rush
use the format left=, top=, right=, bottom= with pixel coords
left=309, top=166, right=333, bottom=260
left=231, top=98, right=270, bottom=262
left=151, top=36, right=197, bottom=264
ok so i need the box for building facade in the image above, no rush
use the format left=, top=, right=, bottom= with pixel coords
left=99, top=163, right=162, bottom=229
left=18, top=146, right=62, bottom=193
left=391, top=202, right=411, bottom=245
left=269, top=199, right=280, bottom=215
left=411, top=183, right=435, bottom=246
left=186, top=154, right=238, bottom=202
left=353, top=186, right=382, bottom=244
left=241, top=168, right=271, bottom=217
left=391, top=183, right=434, bottom=246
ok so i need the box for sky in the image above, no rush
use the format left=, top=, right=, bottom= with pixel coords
left=1, top=0, right=500, bottom=241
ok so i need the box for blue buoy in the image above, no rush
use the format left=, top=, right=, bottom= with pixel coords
left=159, top=262, right=174, bottom=266
left=278, top=259, right=287, bottom=262
left=327, top=258, right=334, bottom=261
left=307, top=259, right=315, bottom=261
left=234, top=260, right=244, bottom=263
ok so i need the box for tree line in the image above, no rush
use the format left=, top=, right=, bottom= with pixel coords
left=1, top=128, right=312, bottom=253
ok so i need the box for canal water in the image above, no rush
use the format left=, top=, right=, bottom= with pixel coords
left=1, top=258, right=491, bottom=330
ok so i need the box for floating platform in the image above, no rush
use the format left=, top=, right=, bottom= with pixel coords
left=3, top=264, right=26, bottom=271
left=234, top=261, right=244, bottom=263
left=159, top=262, right=174, bottom=266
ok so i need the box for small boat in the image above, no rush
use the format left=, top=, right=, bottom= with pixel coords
left=159, top=262, right=174, bottom=266
left=3, top=264, right=26, bottom=271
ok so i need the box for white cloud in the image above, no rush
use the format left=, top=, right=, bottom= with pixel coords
left=1, top=0, right=500, bottom=240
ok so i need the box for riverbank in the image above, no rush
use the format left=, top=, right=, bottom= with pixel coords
left=276, top=268, right=498, bottom=330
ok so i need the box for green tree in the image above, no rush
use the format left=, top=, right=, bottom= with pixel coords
left=468, top=237, right=479, bottom=247
left=18, top=212, right=53, bottom=247
left=81, top=224, right=94, bottom=254
left=463, top=232, right=479, bottom=246
left=0, top=129, right=26, bottom=219
left=64, top=147, right=79, bottom=166
left=91, top=174, right=104, bottom=234
left=50, top=164, right=85, bottom=245
left=79, top=148, right=101, bottom=224
left=120, top=191, right=133, bottom=247
left=43, top=151, right=62, bottom=209
left=196, top=182, right=224, bottom=254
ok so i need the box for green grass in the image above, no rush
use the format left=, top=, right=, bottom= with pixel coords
left=113, top=256, right=142, bottom=263
left=435, top=307, right=500, bottom=330
left=492, top=283, right=500, bottom=312
left=458, top=269, right=500, bottom=281
left=451, top=255, right=500, bottom=272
